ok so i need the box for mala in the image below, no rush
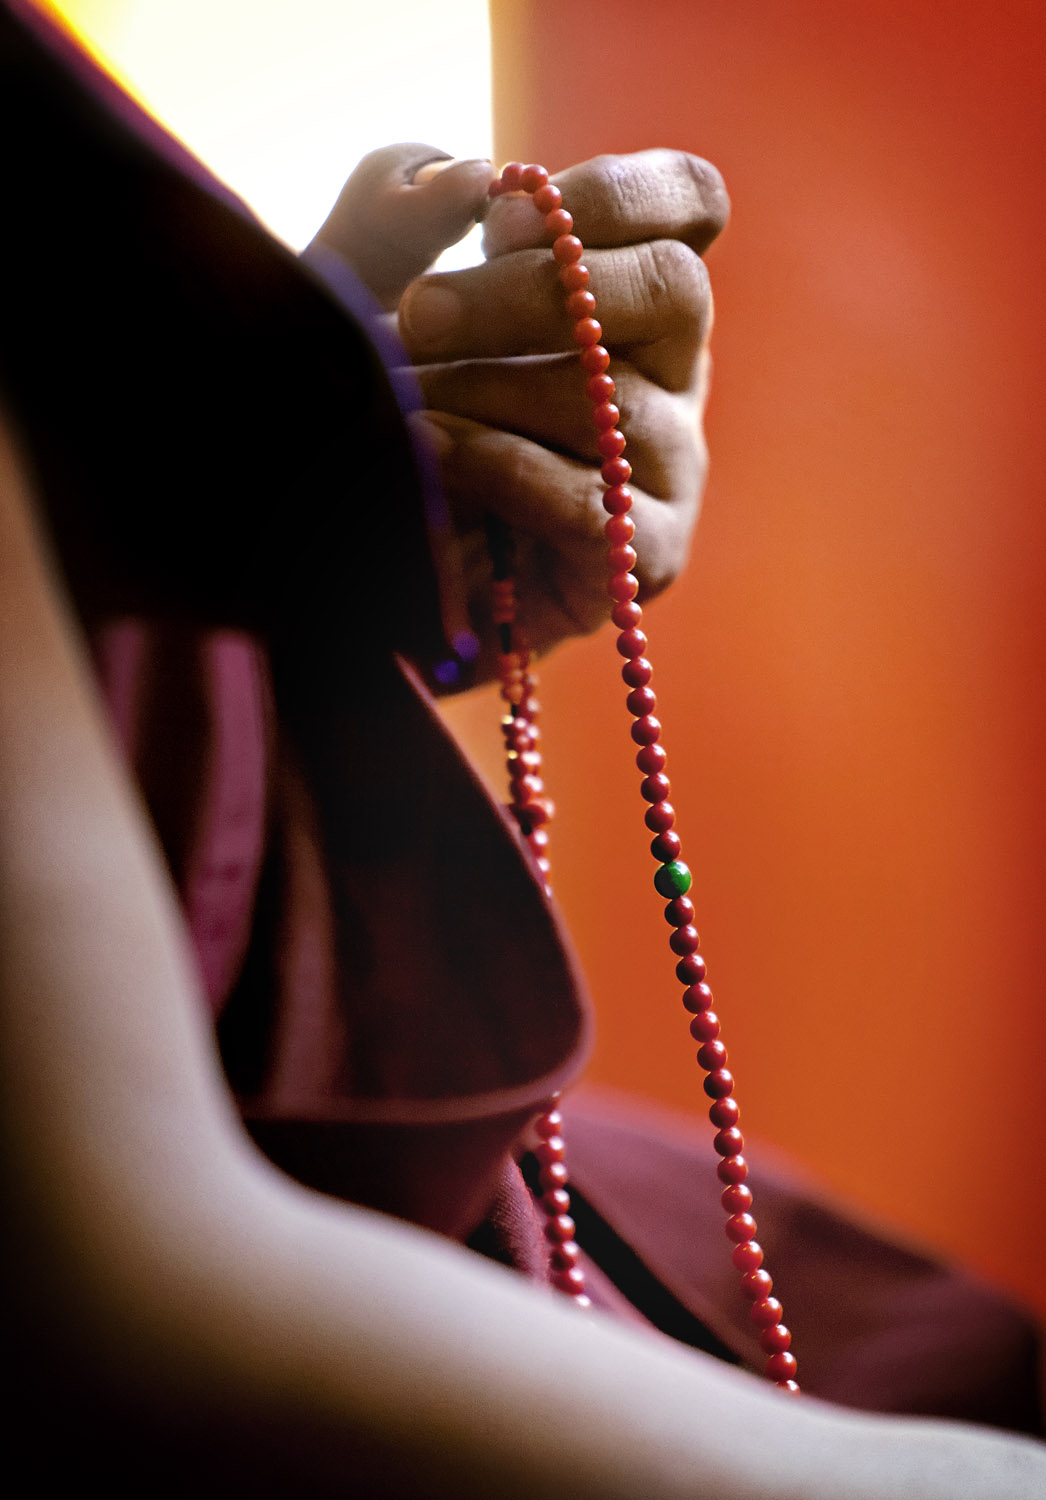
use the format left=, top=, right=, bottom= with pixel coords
left=485, top=160, right=799, bottom=1393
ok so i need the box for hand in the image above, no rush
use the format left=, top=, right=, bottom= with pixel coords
left=310, top=144, right=729, bottom=678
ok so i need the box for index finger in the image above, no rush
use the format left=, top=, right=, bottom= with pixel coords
left=481, top=149, right=729, bottom=259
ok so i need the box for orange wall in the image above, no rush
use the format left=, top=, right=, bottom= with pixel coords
left=445, top=0, right=1046, bottom=1316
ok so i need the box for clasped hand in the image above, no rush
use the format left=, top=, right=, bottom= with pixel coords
left=310, top=144, right=728, bottom=679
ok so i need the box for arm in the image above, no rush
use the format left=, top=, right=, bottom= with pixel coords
left=1, top=414, right=1043, bottom=1498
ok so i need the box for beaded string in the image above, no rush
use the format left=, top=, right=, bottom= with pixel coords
left=487, top=160, right=798, bottom=1390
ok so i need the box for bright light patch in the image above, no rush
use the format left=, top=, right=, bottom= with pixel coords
left=47, top=0, right=493, bottom=254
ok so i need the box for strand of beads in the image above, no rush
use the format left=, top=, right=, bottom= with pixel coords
left=487, top=161, right=798, bottom=1386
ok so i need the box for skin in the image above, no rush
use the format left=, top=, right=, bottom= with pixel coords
left=1, top=150, right=1043, bottom=1494
left=311, top=145, right=724, bottom=670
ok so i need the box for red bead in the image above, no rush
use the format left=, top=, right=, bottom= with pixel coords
left=604, top=512, right=634, bottom=544
left=621, top=656, right=652, bottom=687
left=535, top=1134, right=566, bottom=1164
left=535, top=1108, right=563, bottom=1137
left=645, top=801, right=676, bottom=833
left=532, top=182, right=562, bottom=214
left=587, top=373, right=616, bottom=404
left=721, top=1183, right=753, bottom=1215
left=732, top=1240, right=764, bottom=1272
left=626, top=685, right=656, bottom=717
left=760, top=1324, right=792, bottom=1354
left=591, top=401, right=620, bottom=430
left=682, top=979, right=712, bottom=1010
left=664, top=895, right=694, bottom=926
left=616, top=627, right=648, bottom=659
left=741, top=1269, right=773, bottom=1300
left=499, top=161, right=525, bottom=190
left=609, top=571, right=640, bottom=603
left=725, top=1212, right=758, bottom=1243
left=559, top=262, right=589, bottom=292
left=689, top=1010, right=719, bottom=1042
left=765, top=1352, right=798, bottom=1383
left=651, top=830, right=681, bottom=862
left=640, top=772, right=671, bottom=802
left=551, top=1241, right=581, bottom=1270
left=573, top=317, right=603, bottom=347
left=539, top=1161, right=569, bottom=1192
left=708, top=1094, right=738, bottom=1128
left=630, top=715, right=661, bottom=746
left=602, top=456, right=632, bottom=486
left=580, top=344, right=611, bottom=373
left=545, top=1213, right=577, bottom=1243
left=602, top=483, right=633, bottom=515
left=777, top=1379, right=801, bottom=1396
left=546, top=208, right=574, bottom=237
left=704, top=1069, right=735, bottom=1100
left=714, top=1126, right=745, bottom=1157
left=670, top=924, right=701, bottom=955
left=597, top=429, right=627, bottom=458
left=552, top=1265, right=587, bottom=1296
left=751, top=1297, right=783, bottom=1327
left=542, top=1188, right=571, bottom=1215
left=697, top=1039, right=728, bottom=1072
left=553, top=234, right=584, bottom=265
left=520, top=163, right=548, bottom=193
left=636, top=743, right=667, bottom=775
left=612, top=600, right=643, bottom=630
left=566, top=290, right=597, bottom=320
left=718, top=1155, right=748, bottom=1185
left=607, top=543, right=637, bottom=573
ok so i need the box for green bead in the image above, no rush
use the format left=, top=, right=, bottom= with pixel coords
left=654, top=860, right=692, bottom=898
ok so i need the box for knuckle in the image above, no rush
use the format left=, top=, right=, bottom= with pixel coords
left=634, top=238, right=712, bottom=339
left=681, top=153, right=731, bottom=235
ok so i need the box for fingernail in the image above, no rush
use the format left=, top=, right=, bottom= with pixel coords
left=400, top=282, right=463, bottom=347
left=412, top=157, right=456, bottom=185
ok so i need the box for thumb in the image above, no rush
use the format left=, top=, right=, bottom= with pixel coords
left=308, top=144, right=496, bottom=310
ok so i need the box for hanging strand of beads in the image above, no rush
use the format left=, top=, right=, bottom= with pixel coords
left=488, top=160, right=798, bottom=1390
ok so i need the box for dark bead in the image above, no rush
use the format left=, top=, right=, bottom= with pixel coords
left=641, top=773, right=672, bottom=803
left=621, top=656, right=653, bottom=687
left=636, top=743, right=667, bottom=775
left=616, top=627, right=648, bottom=658
left=645, top=801, right=676, bottom=833
left=714, top=1126, right=745, bottom=1157
left=675, top=952, right=706, bottom=984
left=670, top=924, right=701, bottom=955
left=704, top=1069, right=735, bottom=1099
left=697, top=1039, right=728, bottom=1071
left=650, top=830, right=681, bottom=862
left=708, top=1094, right=737, bottom=1128
left=689, top=1010, right=719, bottom=1042
left=718, top=1155, right=748, bottom=1185
left=653, top=860, right=691, bottom=896
left=631, top=715, right=661, bottom=746
left=663, top=896, right=694, bottom=926
left=627, top=685, right=657, bottom=717
left=682, top=979, right=712, bottom=1009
